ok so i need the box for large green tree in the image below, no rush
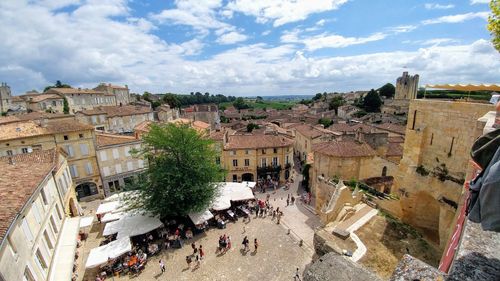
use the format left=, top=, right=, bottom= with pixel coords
left=378, top=83, right=395, bottom=98
left=126, top=123, right=225, bottom=217
left=363, top=89, right=382, bottom=112
left=328, top=95, right=345, bottom=115
left=233, top=97, right=250, bottom=110
left=488, top=0, right=500, bottom=52
left=43, top=80, right=71, bottom=92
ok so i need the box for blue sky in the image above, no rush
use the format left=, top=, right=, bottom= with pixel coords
left=0, top=0, right=498, bottom=96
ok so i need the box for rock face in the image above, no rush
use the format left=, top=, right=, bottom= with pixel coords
left=303, top=253, right=381, bottom=281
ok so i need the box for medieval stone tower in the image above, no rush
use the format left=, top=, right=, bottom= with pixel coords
left=395, top=72, right=419, bottom=100
left=0, top=82, right=12, bottom=113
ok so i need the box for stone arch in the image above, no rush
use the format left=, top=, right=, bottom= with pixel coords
left=242, top=173, right=254, bottom=182
left=75, top=182, right=98, bottom=200
left=411, top=191, right=441, bottom=244
left=69, top=197, right=78, bottom=217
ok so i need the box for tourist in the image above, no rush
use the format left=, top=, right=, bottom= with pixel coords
left=95, top=275, right=102, bottom=281
left=159, top=259, right=166, bottom=274
left=291, top=196, right=295, bottom=205
left=186, top=228, right=194, bottom=239
left=277, top=211, right=282, bottom=224
left=286, top=196, right=290, bottom=206
left=227, top=235, right=232, bottom=249
left=194, top=255, right=200, bottom=268
left=242, top=236, right=249, bottom=251
left=294, top=267, right=301, bottom=281
left=254, top=238, right=258, bottom=252
left=272, top=210, right=276, bottom=220
left=186, top=255, right=192, bottom=268
left=199, top=245, right=204, bottom=259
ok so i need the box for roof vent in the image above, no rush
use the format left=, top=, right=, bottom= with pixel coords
left=15, top=127, right=21, bottom=132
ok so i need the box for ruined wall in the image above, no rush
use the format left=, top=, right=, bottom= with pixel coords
left=394, top=99, right=494, bottom=248
left=395, top=72, right=419, bottom=100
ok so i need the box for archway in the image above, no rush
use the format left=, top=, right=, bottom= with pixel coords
left=382, top=166, right=387, bottom=177
left=75, top=182, right=98, bottom=200
left=242, top=173, right=254, bottom=182
left=69, top=197, right=78, bottom=217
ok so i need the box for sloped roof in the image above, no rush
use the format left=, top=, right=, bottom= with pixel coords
left=0, top=119, right=94, bottom=141
left=225, top=134, right=294, bottom=150
left=96, top=133, right=140, bottom=148
left=313, top=140, right=376, bottom=158
left=46, top=87, right=108, bottom=95
left=373, top=123, right=406, bottom=135
left=27, top=94, right=63, bottom=103
left=386, top=142, right=403, bottom=157
left=0, top=112, right=72, bottom=125
left=0, top=149, right=58, bottom=242
left=77, top=105, right=152, bottom=117
left=294, top=124, right=339, bottom=139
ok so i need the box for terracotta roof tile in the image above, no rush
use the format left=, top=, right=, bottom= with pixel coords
left=373, top=123, right=406, bottom=135
left=225, top=134, right=294, bottom=150
left=313, top=140, right=376, bottom=158
left=77, top=105, right=152, bottom=117
left=0, top=149, right=57, bottom=242
left=0, top=119, right=94, bottom=141
left=134, top=120, right=153, bottom=133
left=26, top=94, right=63, bottom=103
left=96, top=133, right=139, bottom=147
left=209, top=130, right=224, bottom=141
left=0, top=112, right=72, bottom=125
left=388, top=136, right=405, bottom=143
left=46, top=87, right=107, bottom=95
left=294, top=124, right=339, bottom=139
left=193, top=120, right=210, bottom=130
left=386, top=142, right=403, bottom=157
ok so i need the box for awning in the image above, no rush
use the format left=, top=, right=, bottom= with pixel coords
left=425, top=84, right=500, bottom=91
left=48, top=217, right=80, bottom=281
left=96, top=201, right=120, bottom=215
left=101, top=212, right=123, bottom=223
left=242, top=181, right=256, bottom=188
left=103, top=191, right=140, bottom=202
left=85, top=237, right=132, bottom=269
left=103, top=214, right=164, bottom=239
left=79, top=216, right=94, bottom=228
left=189, top=210, right=214, bottom=225
left=210, top=182, right=255, bottom=210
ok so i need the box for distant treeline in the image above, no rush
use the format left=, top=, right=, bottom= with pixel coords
left=417, top=89, right=492, bottom=101
left=147, top=92, right=238, bottom=108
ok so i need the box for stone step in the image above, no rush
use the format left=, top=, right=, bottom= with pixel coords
left=333, top=204, right=374, bottom=233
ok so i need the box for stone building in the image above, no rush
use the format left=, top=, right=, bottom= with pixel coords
left=95, top=133, right=145, bottom=196
left=44, top=88, right=116, bottom=113
left=0, top=82, right=12, bottom=113
left=93, top=83, right=130, bottom=106
left=75, top=105, right=154, bottom=133
left=393, top=99, right=494, bottom=248
left=0, top=118, right=103, bottom=201
left=218, top=130, right=294, bottom=182
left=381, top=72, right=419, bottom=115
left=0, top=149, right=80, bottom=281
left=181, top=104, right=220, bottom=129
left=291, top=123, right=341, bottom=161
left=23, top=94, right=65, bottom=113
left=156, top=105, right=179, bottom=122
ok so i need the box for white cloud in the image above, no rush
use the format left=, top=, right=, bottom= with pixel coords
left=216, top=31, right=248, bottom=44
left=470, top=0, right=490, bottom=4
left=424, top=3, right=455, bottom=10
left=1, top=1, right=498, bottom=96
left=316, top=19, right=326, bottom=26
left=404, top=38, right=460, bottom=46
left=261, top=30, right=271, bottom=36
left=226, top=0, right=348, bottom=27
left=422, top=11, right=489, bottom=25
left=388, top=25, right=418, bottom=34
left=282, top=31, right=387, bottom=50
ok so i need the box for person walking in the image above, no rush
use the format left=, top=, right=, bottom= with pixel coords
left=242, top=236, right=249, bottom=251
left=294, top=267, right=301, bottom=281
left=199, top=245, right=204, bottom=260
left=227, top=235, right=232, bottom=250
left=277, top=211, right=282, bottom=224
left=194, top=255, right=200, bottom=269
left=254, top=238, right=258, bottom=252
left=286, top=194, right=290, bottom=206
left=159, top=259, right=166, bottom=274
left=186, top=255, right=192, bottom=268
left=291, top=196, right=295, bottom=205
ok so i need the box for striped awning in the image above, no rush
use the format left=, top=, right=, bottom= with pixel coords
left=425, top=84, right=500, bottom=91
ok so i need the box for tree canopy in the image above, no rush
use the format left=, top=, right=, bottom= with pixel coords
left=328, top=95, right=345, bottom=115
left=43, top=80, right=71, bottom=92
left=363, top=89, right=382, bottom=112
left=378, top=83, right=395, bottom=98
left=125, top=123, right=225, bottom=217
left=488, top=0, right=500, bottom=52
left=318, top=118, right=334, bottom=128
left=233, top=97, right=251, bottom=110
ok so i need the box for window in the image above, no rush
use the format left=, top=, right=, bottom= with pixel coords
left=245, top=150, right=249, bottom=155
left=91, top=116, right=97, bottom=124
left=244, top=159, right=250, bottom=166
left=85, top=162, right=93, bottom=175
left=52, top=101, right=56, bottom=106
left=65, top=145, right=74, bottom=157
left=55, top=204, right=62, bottom=220
left=7, top=235, right=18, bottom=259
left=80, top=143, right=89, bottom=156
left=286, top=155, right=289, bottom=165
left=112, top=149, right=119, bottom=159
left=21, top=218, right=34, bottom=242
left=103, top=166, right=110, bottom=177
left=32, top=201, right=42, bottom=224
left=40, top=188, right=48, bottom=205
left=230, top=150, right=236, bottom=156
left=99, top=150, right=107, bottom=161
left=261, top=158, right=267, bottom=167
left=6, top=150, right=13, bottom=156
left=79, top=133, right=84, bottom=139
left=35, top=249, right=48, bottom=273
left=69, top=165, right=78, bottom=177
left=272, top=157, right=278, bottom=166
left=232, top=159, right=238, bottom=167
left=216, top=157, right=221, bottom=165
left=49, top=216, right=58, bottom=233
left=261, top=149, right=266, bottom=154
left=23, top=266, right=36, bottom=281
left=127, top=161, right=134, bottom=171
left=115, top=164, right=122, bottom=173
left=21, top=148, right=29, bottom=154
left=273, top=148, right=277, bottom=153
left=232, top=175, right=237, bottom=182
left=58, top=178, right=65, bottom=196
left=63, top=135, right=68, bottom=140
left=44, top=231, right=53, bottom=249
left=96, top=126, right=105, bottom=131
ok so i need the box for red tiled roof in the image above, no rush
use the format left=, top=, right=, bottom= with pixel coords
left=225, top=134, right=294, bottom=150
left=373, top=123, right=406, bottom=135
left=294, top=124, right=339, bottom=139
left=388, top=136, right=405, bottom=143
left=386, top=142, right=403, bottom=157
left=96, top=133, right=139, bottom=147
left=313, top=140, right=376, bottom=158
left=0, top=119, right=94, bottom=141
left=0, top=149, right=58, bottom=242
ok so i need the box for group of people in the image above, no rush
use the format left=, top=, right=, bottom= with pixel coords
left=216, top=234, right=232, bottom=253
left=241, top=236, right=258, bottom=252
left=256, top=178, right=279, bottom=193
left=185, top=242, right=205, bottom=269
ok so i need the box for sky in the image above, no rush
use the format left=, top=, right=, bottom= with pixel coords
left=0, top=0, right=498, bottom=96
